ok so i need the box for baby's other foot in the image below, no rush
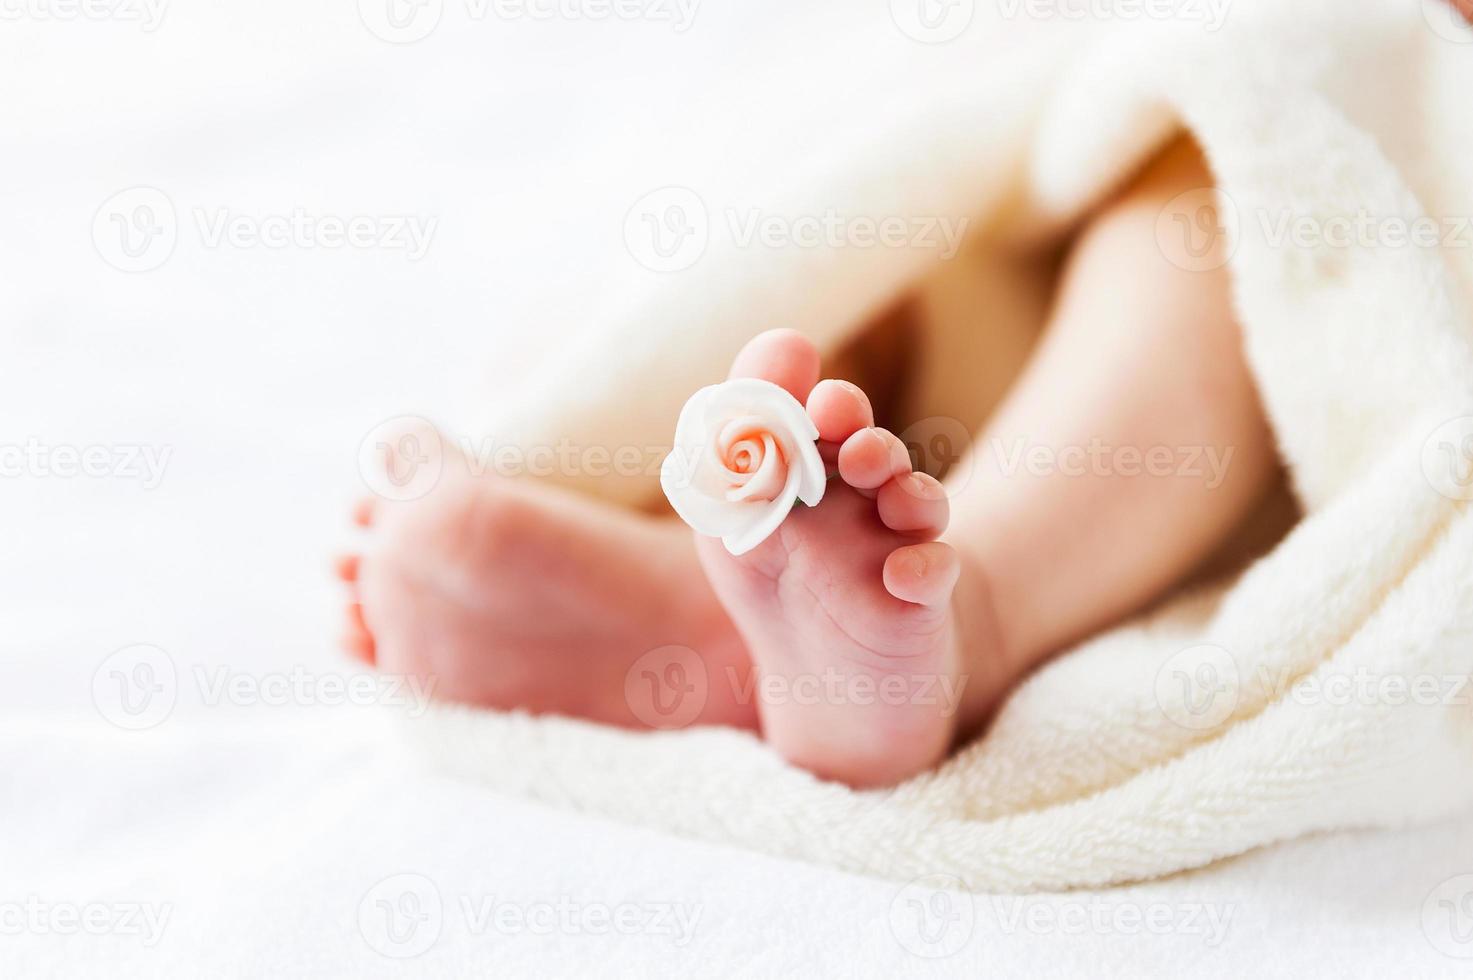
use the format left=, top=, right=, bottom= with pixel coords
left=335, top=426, right=754, bottom=729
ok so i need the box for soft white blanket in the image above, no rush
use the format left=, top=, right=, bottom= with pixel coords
left=7, top=712, right=1473, bottom=978
left=421, top=0, right=1473, bottom=891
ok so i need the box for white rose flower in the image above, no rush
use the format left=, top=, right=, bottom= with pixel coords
left=661, top=378, right=827, bottom=555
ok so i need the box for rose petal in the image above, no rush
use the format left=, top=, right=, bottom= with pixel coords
left=701, top=378, right=818, bottom=447
left=792, top=431, right=827, bottom=507
left=711, top=380, right=825, bottom=509
left=722, top=459, right=804, bottom=556
left=726, top=434, right=786, bottom=503
left=662, top=452, right=753, bottom=538
left=714, top=415, right=770, bottom=487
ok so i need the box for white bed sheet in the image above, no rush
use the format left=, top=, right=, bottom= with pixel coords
left=4, top=711, right=1472, bottom=978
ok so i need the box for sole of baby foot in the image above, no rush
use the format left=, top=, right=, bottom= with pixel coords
left=693, top=330, right=1004, bottom=788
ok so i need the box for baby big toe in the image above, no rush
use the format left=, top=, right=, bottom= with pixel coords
left=728, top=328, right=821, bottom=402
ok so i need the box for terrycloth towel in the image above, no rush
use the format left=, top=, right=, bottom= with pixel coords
left=413, top=0, right=1473, bottom=891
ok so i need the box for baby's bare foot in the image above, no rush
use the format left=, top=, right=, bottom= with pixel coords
left=335, top=431, right=755, bottom=729
left=695, top=330, right=1001, bottom=787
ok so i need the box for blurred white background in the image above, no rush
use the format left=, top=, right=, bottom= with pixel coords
left=0, top=0, right=856, bottom=714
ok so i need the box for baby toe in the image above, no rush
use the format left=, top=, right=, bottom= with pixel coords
left=351, top=497, right=376, bottom=527
left=876, top=472, right=949, bottom=538
left=728, top=328, right=821, bottom=402
left=333, top=553, right=361, bottom=583
left=883, top=542, right=961, bottom=607
left=341, top=603, right=376, bottom=664
left=837, top=427, right=912, bottom=490
left=806, top=379, right=874, bottom=444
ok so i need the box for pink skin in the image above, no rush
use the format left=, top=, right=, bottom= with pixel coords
left=694, top=330, right=982, bottom=787
left=336, top=443, right=757, bottom=730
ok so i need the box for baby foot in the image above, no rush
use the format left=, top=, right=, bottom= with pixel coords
left=694, top=330, right=997, bottom=787
left=335, top=429, right=755, bottom=729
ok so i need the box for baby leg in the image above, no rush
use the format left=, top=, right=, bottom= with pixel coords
left=947, top=138, right=1279, bottom=691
